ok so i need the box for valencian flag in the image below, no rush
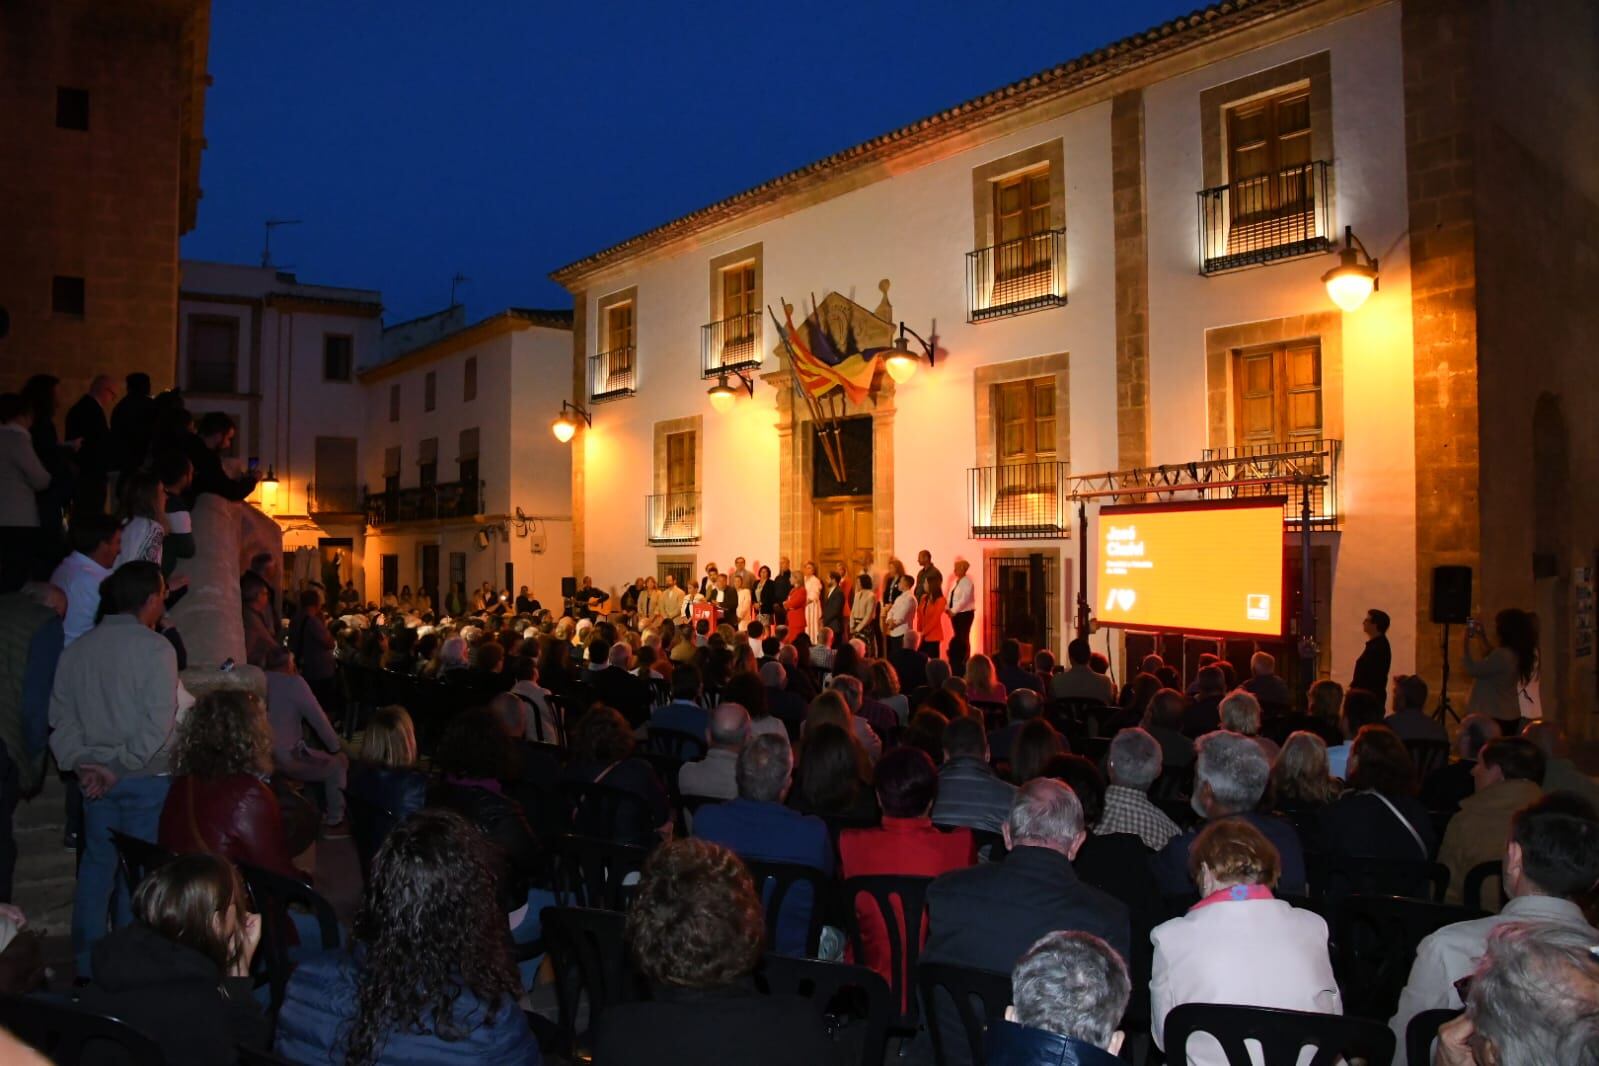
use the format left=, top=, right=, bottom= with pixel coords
left=773, top=301, right=879, bottom=406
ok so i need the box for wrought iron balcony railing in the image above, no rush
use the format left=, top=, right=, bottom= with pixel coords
left=1199, top=438, right=1342, bottom=530
left=306, top=482, right=363, bottom=515
left=966, top=228, right=1067, bottom=322
left=1198, top=160, right=1332, bottom=275
left=968, top=461, right=1072, bottom=539
left=646, top=492, right=701, bottom=545
left=589, top=348, right=636, bottom=403
left=364, top=479, right=485, bottom=526
left=701, top=312, right=763, bottom=379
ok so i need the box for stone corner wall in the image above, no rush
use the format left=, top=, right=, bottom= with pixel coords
left=169, top=497, right=283, bottom=669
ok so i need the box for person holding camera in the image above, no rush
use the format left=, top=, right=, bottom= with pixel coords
left=1463, top=608, right=1539, bottom=736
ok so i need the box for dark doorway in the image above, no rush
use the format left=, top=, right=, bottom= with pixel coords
left=812, top=416, right=873, bottom=498
left=380, top=554, right=399, bottom=599
left=319, top=538, right=354, bottom=596
left=986, top=553, right=1057, bottom=665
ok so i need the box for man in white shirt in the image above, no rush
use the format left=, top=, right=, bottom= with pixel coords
left=885, top=574, right=916, bottom=655
left=1389, top=791, right=1599, bottom=1051
left=49, top=514, right=122, bottom=646
left=509, top=655, right=561, bottom=745
left=946, top=558, right=976, bottom=675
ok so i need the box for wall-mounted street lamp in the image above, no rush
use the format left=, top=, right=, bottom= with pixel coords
left=259, top=465, right=278, bottom=512
left=551, top=400, right=591, bottom=443
left=884, top=322, right=938, bottom=384
left=706, top=369, right=755, bottom=414
left=1322, top=225, right=1379, bottom=312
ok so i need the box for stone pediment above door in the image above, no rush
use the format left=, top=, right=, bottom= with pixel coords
left=769, top=282, right=897, bottom=366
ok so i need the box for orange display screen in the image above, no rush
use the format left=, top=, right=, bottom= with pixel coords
left=1096, top=499, right=1286, bottom=638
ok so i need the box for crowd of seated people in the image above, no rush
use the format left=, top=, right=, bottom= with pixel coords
left=9, top=499, right=1599, bottom=1066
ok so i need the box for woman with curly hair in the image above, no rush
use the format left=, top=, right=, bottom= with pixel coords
left=274, top=809, right=540, bottom=1065
left=558, top=704, right=671, bottom=845
left=158, top=689, right=304, bottom=880
left=595, top=838, right=832, bottom=1065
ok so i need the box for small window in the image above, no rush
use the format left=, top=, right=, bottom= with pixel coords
left=458, top=427, right=480, bottom=488
left=186, top=315, right=239, bottom=393
left=56, top=87, right=89, bottom=131
left=464, top=356, right=477, bottom=402
left=605, top=303, right=635, bottom=373
left=994, top=376, right=1057, bottom=464
left=388, top=384, right=400, bottom=422
left=424, top=371, right=436, bottom=412
left=52, top=276, right=86, bottom=317
left=418, top=437, right=438, bottom=487
left=1233, top=342, right=1323, bottom=446
left=323, top=334, right=353, bottom=382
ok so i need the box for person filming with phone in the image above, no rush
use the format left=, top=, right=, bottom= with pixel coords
left=179, top=412, right=259, bottom=504
left=1463, top=608, right=1540, bottom=736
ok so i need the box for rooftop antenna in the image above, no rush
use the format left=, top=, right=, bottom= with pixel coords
left=449, top=272, right=470, bottom=308
left=260, top=218, right=302, bottom=268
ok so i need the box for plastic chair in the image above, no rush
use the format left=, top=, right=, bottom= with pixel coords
left=341, top=787, right=395, bottom=887
left=0, top=994, right=165, bottom=1065
left=238, top=862, right=342, bottom=1013
left=643, top=727, right=708, bottom=762
left=556, top=780, right=658, bottom=847
left=1333, top=895, right=1485, bottom=1020
left=1077, top=735, right=1112, bottom=768
left=109, top=831, right=176, bottom=896
left=1404, top=738, right=1451, bottom=781
left=841, top=874, right=934, bottom=1029
left=541, top=906, right=638, bottom=1063
left=1164, top=1002, right=1395, bottom=1066
left=1307, top=853, right=1450, bottom=903
left=917, top=961, right=1013, bottom=1066
left=1405, top=1007, right=1463, bottom=1066
left=745, top=859, right=832, bottom=959
left=548, top=834, right=648, bottom=911
left=755, top=954, right=893, bottom=1066
left=969, top=700, right=1008, bottom=733
left=1463, top=860, right=1503, bottom=913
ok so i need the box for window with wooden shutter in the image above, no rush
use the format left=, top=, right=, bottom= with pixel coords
left=463, top=356, right=477, bottom=402
left=720, top=264, right=757, bottom=360
left=424, top=371, right=436, bottom=412
left=388, top=384, right=400, bottom=422
left=313, top=437, right=359, bottom=512
left=666, top=431, right=695, bottom=494
left=1232, top=342, right=1322, bottom=446
left=991, top=167, right=1052, bottom=302
left=606, top=302, right=635, bottom=378
left=187, top=316, right=239, bottom=393
left=994, top=376, right=1057, bottom=465
left=418, top=437, right=438, bottom=487
left=1226, top=87, right=1313, bottom=233
left=458, top=428, right=479, bottom=488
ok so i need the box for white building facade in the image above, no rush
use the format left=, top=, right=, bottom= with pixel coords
left=553, top=0, right=1421, bottom=688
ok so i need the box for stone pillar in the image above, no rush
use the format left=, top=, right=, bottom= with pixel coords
left=1112, top=89, right=1152, bottom=470
left=169, top=496, right=281, bottom=669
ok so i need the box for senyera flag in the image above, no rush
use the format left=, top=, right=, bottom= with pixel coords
left=773, top=302, right=878, bottom=406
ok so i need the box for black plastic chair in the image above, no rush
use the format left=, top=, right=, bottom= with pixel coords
left=341, top=787, right=395, bottom=887
left=238, top=862, right=342, bottom=1013
left=556, top=780, right=658, bottom=847
left=1405, top=1007, right=1462, bottom=1066
left=643, top=727, right=708, bottom=762
left=0, top=994, right=165, bottom=1065
left=109, top=831, right=175, bottom=896
left=745, top=859, right=832, bottom=959
left=1463, top=860, right=1503, bottom=912
left=1164, top=1002, right=1395, bottom=1066
left=755, top=954, right=893, bottom=1066
left=541, top=906, right=638, bottom=1063
left=1077, top=735, right=1112, bottom=768
left=917, top=961, right=1013, bottom=1066
left=1333, top=895, right=1485, bottom=1020
left=841, top=875, right=934, bottom=1030
left=1404, top=738, right=1451, bottom=781
left=548, top=834, right=648, bottom=911
left=970, top=700, right=1008, bottom=733
left=1307, top=853, right=1450, bottom=903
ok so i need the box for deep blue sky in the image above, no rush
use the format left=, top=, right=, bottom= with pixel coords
left=183, top=0, right=1201, bottom=323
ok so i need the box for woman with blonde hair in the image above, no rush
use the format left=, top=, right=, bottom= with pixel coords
left=1268, top=730, right=1337, bottom=847
left=346, top=706, right=428, bottom=878
left=964, top=653, right=1006, bottom=704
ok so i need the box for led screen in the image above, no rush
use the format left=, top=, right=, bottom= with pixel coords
left=1095, top=498, right=1286, bottom=639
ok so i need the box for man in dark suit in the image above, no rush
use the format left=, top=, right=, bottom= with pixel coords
left=711, top=573, right=738, bottom=628
left=585, top=638, right=652, bottom=728
left=109, top=372, right=156, bottom=477
left=820, top=571, right=846, bottom=649
left=1351, top=608, right=1393, bottom=709
left=65, top=375, right=116, bottom=515
left=923, top=779, right=1130, bottom=1065
left=770, top=557, right=793, bottom=618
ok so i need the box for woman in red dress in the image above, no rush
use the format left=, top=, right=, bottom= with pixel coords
left=783, top=582, right=808, bottom=643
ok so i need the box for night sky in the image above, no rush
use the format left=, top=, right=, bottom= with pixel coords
left=181, top=0, right=1203, bottom=323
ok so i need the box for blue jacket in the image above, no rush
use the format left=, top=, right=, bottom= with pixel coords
left=693, top=798, right=832, bottom=955
left=985, top=1019, right=1123, bottom=1066
left=274, top=951, right=540, bottom=1066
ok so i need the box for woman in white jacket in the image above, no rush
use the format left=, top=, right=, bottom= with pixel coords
left=1150, top=819, right=1342, bottom=1066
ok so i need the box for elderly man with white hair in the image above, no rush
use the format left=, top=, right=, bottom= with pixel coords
left=923, top=779, right=1130, bottom=1066
left=1096, top=727, right=1181, bottom=850
left=984, top=931, right=1131, bottom=1066
left=679, top=702, right=750, bottom=801
left=1153, top=730, right=1306, bottom=895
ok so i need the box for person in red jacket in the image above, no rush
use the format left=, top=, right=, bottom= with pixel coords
left=159, top=689, right=305, bottom=882
left=783, top=582, right=808, bottom=643
left=840, top=746, right=974, bottom=1003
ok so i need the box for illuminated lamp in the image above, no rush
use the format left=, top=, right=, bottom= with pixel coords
left=1321, top=225, right=1379, bottom=312
left=259, top=465, right=278, bottom=511
left=706, top=370, right=754, bottom=413
left=551, top=400, right=590, bottom=443
left=886, top=322, right=937, bottom=384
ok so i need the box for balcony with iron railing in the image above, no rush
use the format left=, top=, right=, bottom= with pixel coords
left=646, top=492, right=701, bottom=546
left=306, top=482, right=363, bottom=516
left=364, top=479, right=485, bottom=526
left=966, top=228, right=1067, bottom=322
left=701, top=312, right=763, bottom=379
left=1199, top=438, right=1342, bottom=530
left=967, top=461, right=1072, bottom=539
left=1198, top=160, right=1332, bottom=275
left=589, top=348, right=637, bottom=403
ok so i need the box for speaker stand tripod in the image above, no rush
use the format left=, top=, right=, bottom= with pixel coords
left=1432, top=621, right=1460, bottom=725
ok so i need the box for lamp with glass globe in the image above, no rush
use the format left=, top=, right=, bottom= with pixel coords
left=1321, top=225, right=1379, bottom=313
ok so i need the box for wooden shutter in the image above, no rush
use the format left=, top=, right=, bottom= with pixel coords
left=187, top=317, right=239, bottom=393
left=994, top=376, right=1057, bottom=463
left=314, top=437, right=358, bottom=511
left=464, top=356, right=477, bottom=402
left=607, top=303, right=635, bottom=374
left=1233, top=343, right=1322, bottom=446
left=994, top=168, right=1050, bottom=246
left=1226, top=87, right=1312, bottom=221
left=666, top=431, right=695, bottom=494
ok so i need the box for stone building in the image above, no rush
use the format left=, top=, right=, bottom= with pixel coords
left=552, top=0, right=1599, bottom=731
left=0, top=0, right=211, bottom=397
